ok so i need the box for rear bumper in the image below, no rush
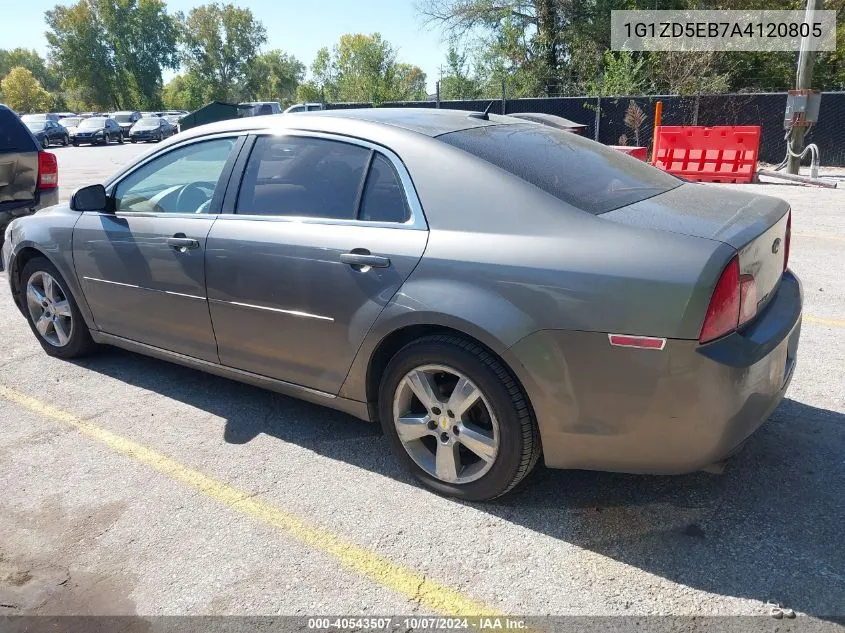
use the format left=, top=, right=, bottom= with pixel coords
left=505, top=271, right=802, bottom=473
left=0, top=188, right=59, bottom=231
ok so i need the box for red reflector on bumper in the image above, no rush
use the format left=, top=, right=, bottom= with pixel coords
left=608, top=334, right=667, bottom=350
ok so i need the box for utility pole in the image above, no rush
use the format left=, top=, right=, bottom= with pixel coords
left=787, top=0, right=822, bottom=174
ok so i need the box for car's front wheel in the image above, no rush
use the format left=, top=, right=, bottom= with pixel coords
left=41, top=136, right=49, bottom=149
left=62, top=134, right=69, bottom=146
left=118, top=133, right=124, bottom=144
left=379, top=335, right=541, bottom=501
left=21, top=257, right=95, bottom=359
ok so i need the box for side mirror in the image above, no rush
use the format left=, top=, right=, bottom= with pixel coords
left=70, top=184, right=109, bottom=212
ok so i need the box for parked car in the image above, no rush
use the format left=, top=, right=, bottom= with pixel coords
left=508, top=112, right=586, bottom=135
left=1, top=109, right=801, bottom=500
left=21, top=113, right=61, bottom=123
left=129, top=116, right=174, bottom=143
left=71, top=117, right=123, bottom=146
left=0, top=104, right=58, bottom=252
left=283, top=103, right=324, bottom=114
left=241, top=101, right=282, bottom=116
left=24, top=119, right=70, bottom=148
left=109, top=111, right=142, bottom=138
left=60, top=116, right=85, bottom=139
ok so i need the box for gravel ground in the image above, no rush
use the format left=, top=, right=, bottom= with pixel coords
left=0, top=143, right=842, bottom=620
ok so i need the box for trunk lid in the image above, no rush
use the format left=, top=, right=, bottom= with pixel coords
left=604, top=182, right=791, bottom=318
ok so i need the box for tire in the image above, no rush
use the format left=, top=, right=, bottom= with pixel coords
left=41, top=136, right=49, bottom=149
left=130, top=138, right=136, bottom=143
left=72, top=142, right=79, bottom=147
left=20, top=257, right=96, bottom=359
left=378, top=334, right=541, bottom=501
left=62, top=135, right=69, bottom=146
left=118, top=133, right=124, bottom=144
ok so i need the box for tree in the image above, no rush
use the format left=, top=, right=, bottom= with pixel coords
left=243, top=50, right=305, bottom=105
left=439, top=45, right=482, bottom=99
left=162, top=73, right=205, bottom=110
left=181, top=3, right=267, bottom=103
left=95, top=0, right=181, bottom=109
left=393, top=63, right=428, bottom=101
left=45, top=0, right=180, bottom=110
left=304, top=34, right=426, bottom=104
left=0, top=49, right=60, bottom=92
left=594, top=51, right=647, bottom=97
left=1, top=67, right=53, bottom=113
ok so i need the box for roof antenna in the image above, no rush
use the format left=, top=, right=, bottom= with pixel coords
left=468, top=100, right=495, bottom=120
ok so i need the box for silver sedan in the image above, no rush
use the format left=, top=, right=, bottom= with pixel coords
left=2, top=109, right=801, bottom=500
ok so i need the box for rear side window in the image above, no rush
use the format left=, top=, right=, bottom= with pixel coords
left=237, top=135, right=370, bottom=219
left=358, top=154, right=410, bottom=223
left=438, top=123, right=681, bottom=215
left=0, top=108, right=36, bottom=152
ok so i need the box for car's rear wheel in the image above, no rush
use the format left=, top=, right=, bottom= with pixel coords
left=41, top=136, right=49, bottom=149
left=21, top=258, right=95, bottom=359
left=62, top=134, right=69, bottom=146
left=379, top=335, right=541, bottom=500
left=118, top=133, right=124, bottom=144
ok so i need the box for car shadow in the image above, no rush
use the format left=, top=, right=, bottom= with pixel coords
left=73, top=347, right=845, bottom=618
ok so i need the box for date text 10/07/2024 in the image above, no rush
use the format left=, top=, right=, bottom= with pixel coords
left=306, top=617, right=529, bottom=630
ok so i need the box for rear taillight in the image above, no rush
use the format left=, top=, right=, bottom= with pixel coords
left=738, top=274, right=757, bottom=326
left=37, top=151, right=58, bottom=189
left=700, top=256, right=760, bottom=343
left=699, top=256, right=741, bottom=343
left=783, top=210, right=791, bottom=272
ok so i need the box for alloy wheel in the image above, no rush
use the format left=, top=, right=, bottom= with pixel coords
left=25, top=271, right=74, bottom=347
left=392, top=364, right=499, bottom=484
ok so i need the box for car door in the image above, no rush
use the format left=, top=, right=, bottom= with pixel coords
left=72, top=134, right=245, bottom=361
left=205, top=132, right=428, bottom=394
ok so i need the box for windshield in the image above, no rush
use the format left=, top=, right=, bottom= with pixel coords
left=25, top=121, right=48, bottom=131
left=438, top=123, right=681, bottom=215
left=136, top=118, right=160, bottom=127
left=79, top=118, right=106, bottom=129
left=21, top=114, right=47, bottom=122
left=113, top=114, right=134, bottom=123
left=63, top=118, right=83, bottom=127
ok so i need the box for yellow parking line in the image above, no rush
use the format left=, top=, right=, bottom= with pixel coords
left=0, top=385, right=499, bottom=618
left=805, top=315, right=845, bottom=328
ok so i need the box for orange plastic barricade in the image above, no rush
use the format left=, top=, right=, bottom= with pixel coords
left=610, top=146, right=647, bottom=161
left=651, top=126, right=761, bottom=184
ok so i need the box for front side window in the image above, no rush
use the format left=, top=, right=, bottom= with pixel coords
left=236, top=135, right=370, bottom=219
left=114, top=137, right=236, bottom=214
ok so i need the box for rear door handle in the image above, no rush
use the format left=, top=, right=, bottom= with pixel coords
left=167, top=235, right=199, bottom=251
left=340, top=252, right=391, bottom=269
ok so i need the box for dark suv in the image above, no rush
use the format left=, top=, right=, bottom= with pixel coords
left=0, top=105, right=58, bottom=252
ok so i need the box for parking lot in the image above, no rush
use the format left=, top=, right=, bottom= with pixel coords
left=0, top=143, right=843, bottom=619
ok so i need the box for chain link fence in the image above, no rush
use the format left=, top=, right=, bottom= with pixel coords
left=324, top=91, right=845, bottom=167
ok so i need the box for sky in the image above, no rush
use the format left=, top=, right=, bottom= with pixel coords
left=2, top=0, right=451, bottom=93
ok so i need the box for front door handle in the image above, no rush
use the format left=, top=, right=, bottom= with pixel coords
left=167, top=235, right=199, bottom=251
left=340, top=251, right=391, bottom=269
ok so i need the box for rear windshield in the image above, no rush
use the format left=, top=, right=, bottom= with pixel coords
left=438, top=123, right=681, bottom=215
left=25, top=121, right=48, bottom=131
left=0, top=108, right=36, bottom=152
left=79, top=118, right=106, bottom=129
left=136, top=117, right=160, bottom=126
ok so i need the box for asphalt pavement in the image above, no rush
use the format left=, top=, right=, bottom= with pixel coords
left=0, top=142, right=842, bottom=620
